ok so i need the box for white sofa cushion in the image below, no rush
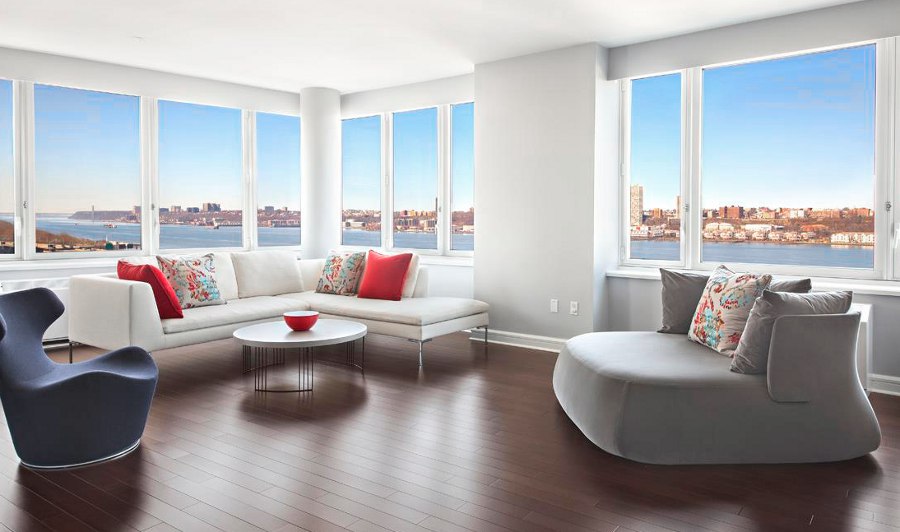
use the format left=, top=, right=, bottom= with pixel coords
left=161, top=295, right=309, bottom=334
left=211, top=252, right=239, bottom=300
left=231, top=251, right=304, bottom=298
left=279, top=291, right=488, bottom=326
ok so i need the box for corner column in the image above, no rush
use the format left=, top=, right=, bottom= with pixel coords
left=300, top=87, right=341, bottom=258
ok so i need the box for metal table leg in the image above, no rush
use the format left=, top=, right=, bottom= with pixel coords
left=252, top=347, right=313, bottom=392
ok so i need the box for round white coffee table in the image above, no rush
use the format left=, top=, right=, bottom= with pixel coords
left=233, top=319, right=367, bottom=392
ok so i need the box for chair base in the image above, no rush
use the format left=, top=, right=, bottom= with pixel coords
left=19, top=439, right=141, bottom=471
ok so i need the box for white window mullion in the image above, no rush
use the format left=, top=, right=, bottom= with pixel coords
left=141, top=96, right=159, bottom=256
left=243, top=110, right=257, bottom=250
left=437, top=104, right=450, bottom=255
left=687, top=67, right=704, bottom=271
left=885, top=37, right=899, bottom=280
left=15, top=81, right=35, bottom=260
left=618, top=80, right=631, bottom=265
left=382, top=112, right=393, bottom=250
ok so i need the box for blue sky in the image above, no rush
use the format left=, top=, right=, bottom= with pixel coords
left=342, top=115, right=382, bottom=211
left=0, top=80, right=12, bottom=214
left=394, top=107, right=438, bottom=212
left=34, top=84, right=141, bottom=213
left=342, top=103, right=475, bottom=212
left=632, top=44, right=876, bottom=210
left=158, top=100, right=243, bottom=210
left=257, top=112, right=300, bottom=210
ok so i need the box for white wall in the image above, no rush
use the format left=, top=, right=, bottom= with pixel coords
left=0, top=46, right=300, bottom=114
left=340, top=75, right=473, bottom=118
left=474, top=44, right=602, bottom=342
left=608, top=0, right=900, bottom=80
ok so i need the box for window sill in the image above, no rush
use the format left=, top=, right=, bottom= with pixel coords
left=606, top=267, right=900, bottom=297
left=419, top=255, right=473, bottom=267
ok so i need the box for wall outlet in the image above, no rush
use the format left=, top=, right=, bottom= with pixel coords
left=569, top=301, right=579, bottom=316
left=550, top=299, right=559, bottom=313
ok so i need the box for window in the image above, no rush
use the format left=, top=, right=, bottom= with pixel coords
left=450, top=102, right=475, bottom=251
left=341, top=115, right=382, bottom=247
left=158, top=100, right=242, bottom=249
left=0, top=80, right=12, bottom=255
left=392, top=107, right=438, bottom=250
left=33, top=85, right=141, bottom=253
left=256, top=112, right=300, bottom=247
left=701, top=45, right=876, bottom=269
left=622, top=42, right=883, bottom=278
left=626, top=73, right=682, bottom=262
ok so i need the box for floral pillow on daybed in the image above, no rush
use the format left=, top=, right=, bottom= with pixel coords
left=688, top=265, right=772, bottom=355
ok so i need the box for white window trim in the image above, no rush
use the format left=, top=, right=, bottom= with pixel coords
left=620, top=39, right=893, bottom=282
left=340, top=102, right=475, bottom=258
left=0, top=83, right=303, bottom=265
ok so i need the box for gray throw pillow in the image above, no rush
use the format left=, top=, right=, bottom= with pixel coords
left=657, top=269, right=811, bottom=334
left=731, top=290, right=853, bottom=374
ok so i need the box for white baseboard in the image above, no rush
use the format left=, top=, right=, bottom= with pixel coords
left=468, top=328, right=566, bottom=353
left=869, top=374, right=900, bottom=396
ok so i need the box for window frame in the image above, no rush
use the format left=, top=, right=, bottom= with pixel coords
left=0, top=83, right=304, bottom=264
left=619, top=70, right=689, bottom=268
left=24, top=81, right=147, bottom=261
left=340, top=101, right=474, bottom=258
left=620, top=39, right=892, bottom=281
left=251, top=110, right=302, bottom=250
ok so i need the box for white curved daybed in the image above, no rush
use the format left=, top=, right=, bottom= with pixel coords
left=552, top=312, right=881, bottom=465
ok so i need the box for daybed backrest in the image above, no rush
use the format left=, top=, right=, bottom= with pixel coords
left=767, top=312, right=861, bottom=403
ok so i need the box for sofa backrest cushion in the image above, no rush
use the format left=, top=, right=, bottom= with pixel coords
left=211, top=252, right=239, bottom=300
left=300, top=259, right=326, bottom=292
left=124, top=253, right=238, bottom=300
left=231, top=251, right=303, bottom=298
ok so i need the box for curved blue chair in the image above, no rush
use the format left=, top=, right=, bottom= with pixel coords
left=0, top=288, right=158, bottom=469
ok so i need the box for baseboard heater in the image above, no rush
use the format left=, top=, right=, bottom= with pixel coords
left=0, top=277, right=70, bottom=342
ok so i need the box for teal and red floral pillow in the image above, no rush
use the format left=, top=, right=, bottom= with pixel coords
left=316, top=251, right=367, bottom=296
left=157, top=254, right=225, bottom=309
left=688, top=265, right=772, bottom=355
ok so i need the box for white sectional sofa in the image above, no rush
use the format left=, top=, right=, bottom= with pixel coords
left=68, top=251, right=489, bottom=366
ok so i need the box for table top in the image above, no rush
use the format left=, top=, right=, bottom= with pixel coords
left=233, top=319, right=367, bottom=348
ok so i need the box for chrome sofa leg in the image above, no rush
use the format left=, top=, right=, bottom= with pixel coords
left=408, top=338, right=432, bottom=367
left=68, top=341, right=74, bottom=364
left=483, top=326, right=489, bottom=355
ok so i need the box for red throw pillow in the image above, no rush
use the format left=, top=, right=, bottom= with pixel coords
left=357, top=251, right=413, bottom=301
left=117, top=260, right=184, bottom=319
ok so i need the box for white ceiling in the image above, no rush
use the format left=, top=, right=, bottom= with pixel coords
left=0, top=0, right=866, bottom=94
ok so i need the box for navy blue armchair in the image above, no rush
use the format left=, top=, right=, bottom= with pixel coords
left=0, top=288, right=158, bottom=469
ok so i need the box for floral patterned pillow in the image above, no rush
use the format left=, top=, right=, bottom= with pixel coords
left=688, top=265, right=772, bottom=355
left=156, top=254, right=226, bottom=309
left=316, top=251, right=367, bottom=296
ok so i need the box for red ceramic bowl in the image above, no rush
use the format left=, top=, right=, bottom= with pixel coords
left=284, top=311, right=319, bottom=331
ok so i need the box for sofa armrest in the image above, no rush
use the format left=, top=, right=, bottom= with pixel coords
left=68, top=275, right=164, bottom=352
left=412, top=266, right=429, bottom=298
left=767, top=312, right=861, bottom=403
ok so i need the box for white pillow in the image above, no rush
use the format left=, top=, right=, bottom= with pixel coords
left=231, top=251, right=304, bottom=298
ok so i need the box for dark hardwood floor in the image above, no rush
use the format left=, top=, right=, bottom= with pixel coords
left=0, top=332, right=899, bottom=531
